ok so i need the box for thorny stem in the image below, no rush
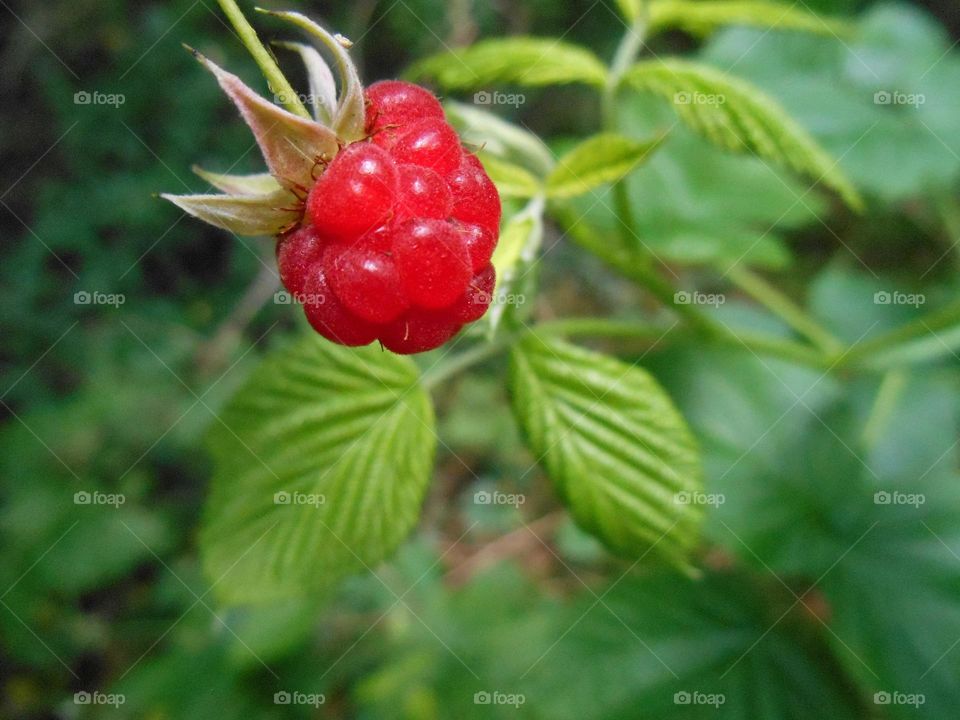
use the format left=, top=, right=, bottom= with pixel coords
left=216, top=0, right=311, bottom=118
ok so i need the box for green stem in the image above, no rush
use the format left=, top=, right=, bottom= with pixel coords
left=726, top=265, right=843, bottom=354
left=839, top=297, right=960, bottom=367
left=861, top=369, right=908, bottom=449
left=216, top=0, right=311, bottom=118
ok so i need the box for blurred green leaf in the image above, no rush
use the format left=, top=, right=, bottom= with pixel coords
left=648, top=0, right=850, bottom=39
left=489, top=203, right=545, bottom=333
left=409, top=38, right=608, bottom=89
left=546, top=132, right=665, bottom=199
left=478, top=153, right=543, bottom=198
left=201, top=336, right=436, bottom=604
left=509, top=334, right=703, bottom=566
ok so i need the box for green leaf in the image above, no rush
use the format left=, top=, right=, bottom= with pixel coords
left=546, top=132, right=665, bottom=199
left=624, top=58, right=863, bottom=210
left=488, top=202, right=544, bottom=332
left=508, top=335, right=703, bottom=566
left=445, top=101, right=555, bottom=175
left=408, top=37, right=608, bottom=90
left=648, top=0, right=849, bottom=39
left=477, top=153, right=542, bottom=199
left=200, top=337, right=436, bottom=604
left=614, top=0, right=643, bottom=23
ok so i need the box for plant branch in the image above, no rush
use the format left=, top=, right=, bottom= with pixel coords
left=216, top=0, right=311, bottom=118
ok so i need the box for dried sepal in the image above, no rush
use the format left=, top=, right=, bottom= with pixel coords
left=260, top=9, right=366, bottom=142
left=161, top=189, right=301, bottom=236
left=192, top=167, right=283, bottom=196
left=190, top=47, right=339, bottom=191
left=273, top=41, right=338, bottom=125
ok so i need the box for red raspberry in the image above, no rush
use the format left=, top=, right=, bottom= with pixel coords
left=447, top=154, right=501, bottom=235
left=365, top=80, right=444, bottom=135
left=455, top=222, right=497, bottom=273
left=392, top=218, right=472, bottom=310
left=277, top=225, right=323, bottom=296
left=395, top=164, right=453, bottom=222
left=390, top=118, right=462, bottom=176
left=379, top=308, right=462, bottom=355
left=447, top=264, right=496, bottom=323
left=302, top=265, right=379, bottom=347
left=306, top=143, right=398, bottom=242
left=323, top=243, right=408, bottom=324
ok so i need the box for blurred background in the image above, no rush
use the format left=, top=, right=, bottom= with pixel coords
left=2, top=0, right=959, bottom=717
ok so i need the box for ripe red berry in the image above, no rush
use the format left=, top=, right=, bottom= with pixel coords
left=447, top=263, right=496, bottom=323
left=307, top=143, right=398, bottom=242
left=379, top=308, right=462, bottom=355
left=455, top=221, right=497, bottom=273
left=365, top=80, right=444, bottom=135
left=277, top=225, right=323, bottom=296
left=302, top=265, right=380, bottom=347
left=323, top=244, right=408, bottom=324
left=391, top=118, right=462, bottom=176
left=395, top=164, right=453, bottom=222
left=392, top=218, right=472, bottom=309
left=447, top=154, right=501, bottom=235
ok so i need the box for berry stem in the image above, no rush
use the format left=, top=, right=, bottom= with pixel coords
left=216, top=0, right=311, bottom=119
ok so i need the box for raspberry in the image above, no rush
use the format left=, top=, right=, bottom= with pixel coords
left=456, top=221, right=497, bottom=273
left=392, top=218, right=472, bottom=310
left=277, top=225, right=323, bottom=296
left=447, top=154, right=501, bottom=235
left=324, top=243, right=408, bottom=324
left=365, top=80, right=444, bottom=135
left=379, top=308, right=462, bottom=355
left=306, top=143, right=398, bottom=242
left=395, top=164, right=453, bottom=222
left=274, top=82, right=501, bottom=354
left=447, top=264, right=496, bottom=323
left=302, top=265, right=380, bottom=347
left=390, top=118, right=462, bottom=176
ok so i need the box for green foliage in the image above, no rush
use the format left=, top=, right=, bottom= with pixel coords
left=647, top=0, right=850, bottom=39
left=409, top=37, right=609, bottom=89
left=546, top=132, right=665, bottom=198
left=201, top=336, right=436, bottom=604
left=509, top=335, right=703, bottom=566
left=624, top=58, right=864, bottom=209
